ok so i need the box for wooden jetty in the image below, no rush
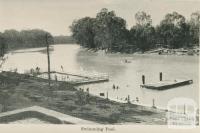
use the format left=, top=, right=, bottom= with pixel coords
left=37, top=71, right=109, bottom=85
left=69, top=77, right=109, bottom=85
left=140, top=72, right=193, bottom=90
left=41, top=71, right=92, bottom=79
left=141, top=79, right=193, bottom=90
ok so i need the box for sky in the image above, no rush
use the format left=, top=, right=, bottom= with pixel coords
left=0, top=0, right=200, bottom=36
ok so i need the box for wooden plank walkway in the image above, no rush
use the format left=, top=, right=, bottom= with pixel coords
left=141, top=79, right=193, bottom=90
left=69, top=78, right=109, bottom=85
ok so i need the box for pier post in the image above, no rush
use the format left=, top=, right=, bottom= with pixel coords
left=159, top=72, right=163, bottom=81
left=142, top=75, right=145, bottom=84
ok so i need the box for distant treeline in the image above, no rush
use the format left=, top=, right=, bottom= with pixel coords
left=0, top=33, right=6, bottom=57
left=0, top=29, right=54, bottom=57
left=53, top=35, right=75, bottom=44
left=70, top=8, right=200, bottom=53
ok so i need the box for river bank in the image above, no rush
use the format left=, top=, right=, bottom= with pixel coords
left=84, top=47, right=199, bottom=56
left=0, top=71, right=167, bottom=124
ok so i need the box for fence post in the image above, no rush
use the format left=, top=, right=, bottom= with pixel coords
left=142, top=75, right=145, bottom=84
left=127, top=95, right=130, bottom=103
left=106, top=91, right=109, bottom=100
left=160, top=72, right=163, bottom=81
left=86, top=88, right=89, bottom=94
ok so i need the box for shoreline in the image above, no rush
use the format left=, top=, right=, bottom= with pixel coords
left=82, top=47, right=199, bottom=56
left=74, top=85, right=168, bottom=111
left=3, top=44, right=200, bottom=57
left=0, top=71, right=167, bottom=124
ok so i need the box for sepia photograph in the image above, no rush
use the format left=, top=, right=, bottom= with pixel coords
left=0, top=0, right=199, bottom=131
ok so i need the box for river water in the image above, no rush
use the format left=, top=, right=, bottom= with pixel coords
left=1, top=44, right=199, bottom=109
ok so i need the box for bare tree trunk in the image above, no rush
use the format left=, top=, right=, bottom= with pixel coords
left=46, top=34, right=51, bottom=87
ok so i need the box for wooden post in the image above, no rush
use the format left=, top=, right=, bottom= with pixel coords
left=136, top=97, right=139, bottom=102
left=55, top=75, right=57, bottom=82
left=152, top=99, right=156, bottom=108
left=142, top=75, right=145, bottom=84
left=127, top=95, right=130, bottom=103
left=46, top=33, right=51, bottom=87
left=86, top=88, right=89, bottom=94
left=184, top=104, right=186, bottom=114
left=106, top=91, right=108, bottom=100
left=159, top=72, right=162, bottom=81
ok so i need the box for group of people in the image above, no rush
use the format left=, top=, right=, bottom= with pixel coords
left=30, top=67, right=40, bottom=75
left=112, top=84, right=119, bottom=90
left=124, top=59, right=131, bottom=63
left=113, top=84, right=140, bottom=103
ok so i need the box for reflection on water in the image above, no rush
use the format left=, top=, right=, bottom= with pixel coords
left=1, top=44, right=199, bottom=109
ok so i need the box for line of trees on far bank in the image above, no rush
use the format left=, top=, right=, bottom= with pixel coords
left=0, top=33, right=6, bottom=57
left=53, top=35, right=76, bottom=44
left=0, top=29, right=54, bottom=57
left=70, top=8, right=200, bottom=53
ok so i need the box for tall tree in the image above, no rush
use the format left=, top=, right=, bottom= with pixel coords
left=156, top=12, right=189, bottom=48
left=130, top=11, right=155, bottom=52
left=0, top=32, right=6, bottom=57
left=94, top=8, right=128, bottom=51
left=70, top=8, right=128, bottom=52
left=189, top=11, right=200, bottom=46
left=135, top=11, right=152, bottom=26
left=70, top=17, right=96, bottom=48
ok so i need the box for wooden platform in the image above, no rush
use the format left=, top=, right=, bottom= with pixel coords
left=37, top=71, right=109, bottom=85
left=140, top=79, right=193, bottom=90
left=69, top=78, right=109, bottom=85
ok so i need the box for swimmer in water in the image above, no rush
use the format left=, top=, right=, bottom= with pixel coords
left=112, top=84, right=115, bottom=90
left=61, top=65, right=64, bottom=71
